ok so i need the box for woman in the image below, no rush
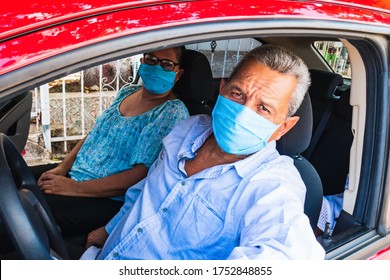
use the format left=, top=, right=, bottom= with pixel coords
left=37, top=47, right=189, bottom=242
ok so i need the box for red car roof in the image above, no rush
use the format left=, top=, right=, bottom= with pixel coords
left=2, top=0, right=389, bottom=37
left=1, top=0, right=389, bottom=75
left=319, top=0, right=390, bottom=11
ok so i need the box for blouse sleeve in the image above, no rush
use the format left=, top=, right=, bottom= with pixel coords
left=129, top=100, right=189, bottom=168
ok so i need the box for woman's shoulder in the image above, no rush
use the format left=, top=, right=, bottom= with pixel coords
left=165, top=98, right=188, bottom=109
left=157, top=98, right=189, bottom=116
left=113, top=85, right=142, bottom=103
left=118, top=84, right=142, bottom=97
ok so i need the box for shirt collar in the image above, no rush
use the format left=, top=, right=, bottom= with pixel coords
left=177, top=126, right=212, bottom=161
left=233, top=140, right=279, bottom=178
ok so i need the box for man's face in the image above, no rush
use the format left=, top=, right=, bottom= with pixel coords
left=220, top=61, right=299, bottom=141
left=221, top=61, right=297, bottom=123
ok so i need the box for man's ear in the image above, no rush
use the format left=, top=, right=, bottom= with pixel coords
left=269, top=116, right=300, bottom=142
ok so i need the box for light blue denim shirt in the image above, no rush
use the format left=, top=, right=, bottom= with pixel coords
left=81, top=115, right=325, bottom=260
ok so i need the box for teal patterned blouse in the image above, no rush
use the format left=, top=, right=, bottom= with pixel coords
left=68, top=85, right=189, bottom=200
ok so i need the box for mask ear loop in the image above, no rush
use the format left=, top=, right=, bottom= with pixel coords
left=268, top=116, right=290, bottom=143
left=274, top=116, right=289, bottom=129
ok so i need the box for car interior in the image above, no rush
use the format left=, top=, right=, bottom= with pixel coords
left=0, top=30, right=383, bottom=259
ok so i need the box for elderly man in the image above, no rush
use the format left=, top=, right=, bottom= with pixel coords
left=82, top=45, right=325, bottom=260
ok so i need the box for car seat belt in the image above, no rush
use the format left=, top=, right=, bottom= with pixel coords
left=304, top=100, right=336, bottom=160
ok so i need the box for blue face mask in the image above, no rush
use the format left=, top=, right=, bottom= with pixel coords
left=212, top=95, right=281, bottom=155
left=138, top=63, right=177, bottom=95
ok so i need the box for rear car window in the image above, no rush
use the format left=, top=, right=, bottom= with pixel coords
left=186, top=38, right=262, bottom=78
left=313, top=41, right=351, bottom=79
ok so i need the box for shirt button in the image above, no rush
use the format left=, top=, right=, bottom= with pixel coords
left=162, top=208, right=168, bottom=213
left=179, top=154, right=184, bottom=159
left=137, top=228, right=143, bottom=233
left=181, top=181, right=186, bottom=186
left=113, top=252, right=119, bottom=257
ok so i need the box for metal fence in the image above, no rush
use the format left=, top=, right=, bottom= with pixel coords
left=32, top=55, right=142, bottom=154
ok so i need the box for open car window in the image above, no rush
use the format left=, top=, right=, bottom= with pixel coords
left=313, top=41, right=351, bottom=79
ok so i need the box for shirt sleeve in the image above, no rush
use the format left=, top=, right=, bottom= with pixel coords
left=227, top=163, right=325, bottom=260
left=105, top=177, right=146, bottom=234
left=129, top=100, right=189, bottom=168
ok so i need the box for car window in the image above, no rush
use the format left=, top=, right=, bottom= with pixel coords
left=313, top=41, right=351, bottom=79
left=27, top=55, right=143, bottom=165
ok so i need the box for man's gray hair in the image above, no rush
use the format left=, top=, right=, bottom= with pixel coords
left=227, top=45, right=311, bottom=117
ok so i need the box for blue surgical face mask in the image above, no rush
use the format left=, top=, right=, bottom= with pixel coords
left=212, top=95, right=281, bottom=155
left=138, top=63, right=177, bottom=95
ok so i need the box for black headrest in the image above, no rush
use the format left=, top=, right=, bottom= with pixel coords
left=309, top=69, right=344, bottom=101
left=173, top=49, right=214, bottom=105
left=276, top=92, right=313, bottom=156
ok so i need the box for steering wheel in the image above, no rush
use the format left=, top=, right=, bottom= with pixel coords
left=0, top=133, right=69, bottom=259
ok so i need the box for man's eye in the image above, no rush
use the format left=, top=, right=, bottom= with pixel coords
left=231, top=92, right=243, bottom=99
left=259, top=105, right=270, bottom=113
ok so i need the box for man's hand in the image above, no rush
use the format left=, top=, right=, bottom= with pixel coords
left=86, top=227, right=109, bottom=248
left=38, top=173, right=79, bottom=196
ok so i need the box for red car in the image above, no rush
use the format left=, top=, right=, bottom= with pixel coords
left=0, top=0, right=390, bottom=260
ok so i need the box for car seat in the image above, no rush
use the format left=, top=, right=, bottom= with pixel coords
left=309, top=89, right=353, bottom=195
left=303, top=69, right=344, bottom=159
left=302, top=69, right=352, bottom=195
left=306, top=69, right=344, bottom=136
left=173, top=49, right=214, bottom=115
left=276, top=93, right=324, bottom=231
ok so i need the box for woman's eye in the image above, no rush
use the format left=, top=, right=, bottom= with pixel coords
left=161, top=62, right=170, bottom=67
left=146, top=57, right=157, bottom=64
